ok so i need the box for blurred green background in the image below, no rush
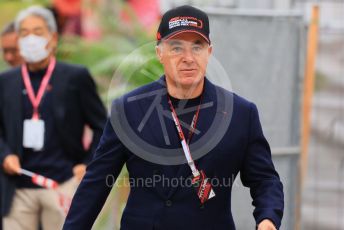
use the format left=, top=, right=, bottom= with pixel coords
left=0, top=0, right=164, bottom=102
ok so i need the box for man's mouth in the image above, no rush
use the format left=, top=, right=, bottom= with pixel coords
left=180, top=69, right=197, bottom=73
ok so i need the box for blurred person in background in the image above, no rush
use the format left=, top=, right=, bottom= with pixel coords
left=1, top=22, right=23, bottom=67
left=0, top=5, right=107, bottom=230
left=52, top=0, right=82, bottom=35
left=63, top=5, right=283, bottom=230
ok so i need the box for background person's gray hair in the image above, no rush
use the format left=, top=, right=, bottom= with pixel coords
left=1, top=22, right=15, bottom=37
left=14, top=6, right=57, bottom=33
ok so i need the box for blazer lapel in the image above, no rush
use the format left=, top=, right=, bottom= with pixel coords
left=134, top=78, right=171, bottom=199
left=50, top=62, right=67, bottom=121
left=138, top=78, right=170, bottom=151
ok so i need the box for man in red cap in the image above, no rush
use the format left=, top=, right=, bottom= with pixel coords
left=63, top=5, right=283, bottom=230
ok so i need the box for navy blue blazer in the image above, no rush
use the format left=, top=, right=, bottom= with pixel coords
left=63, top=77, right=284, bottom=230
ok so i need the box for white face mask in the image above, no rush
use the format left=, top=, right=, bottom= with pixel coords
left=19, top=34, right=51, bottom=63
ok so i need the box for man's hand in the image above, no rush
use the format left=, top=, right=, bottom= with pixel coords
left=73, top=164, right=86, bottom=182
left=258, top=219, right=277, bottom=230
left=3, top=154, right=21, bottom=175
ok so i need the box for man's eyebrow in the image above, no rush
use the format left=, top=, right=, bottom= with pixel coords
left=167, top=40, right=182, bottom=46
left=194, top=39, right=205, bottom=45
left=33, top=27, right=44, bottom=32
left=20, top=26, right=44, bottom=32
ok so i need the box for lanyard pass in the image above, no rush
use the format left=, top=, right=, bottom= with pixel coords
left=21, top=57, right=56, bottom=120
left=21, top=57, right=55, bottom=151
left=168, top=96, right=216, bottom=204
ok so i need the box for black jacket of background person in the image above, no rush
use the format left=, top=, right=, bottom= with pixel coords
left=0, top=61, right=107, bottom=215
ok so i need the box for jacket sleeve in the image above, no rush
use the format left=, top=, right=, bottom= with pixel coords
left=77, top=68, right=107, bottom=163
left=0, top=128, right=12, bottom=166
left=0, top=77, right=13, bottom=166
left=63, top=119, right=128, bottom=229
left=240, top=103, right=284, bottom=229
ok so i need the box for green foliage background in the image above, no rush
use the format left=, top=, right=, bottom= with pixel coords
left=0, top=0, right=164, bottom=101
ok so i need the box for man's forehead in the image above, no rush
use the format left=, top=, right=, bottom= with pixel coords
left=19, top=16, right=48, bottom=29
left=164, top=33, right=208, bottom=45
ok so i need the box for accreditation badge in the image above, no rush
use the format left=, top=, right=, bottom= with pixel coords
left=192, top=170, right=216, bottom=204
left=23, top=119, right=45, bottom=151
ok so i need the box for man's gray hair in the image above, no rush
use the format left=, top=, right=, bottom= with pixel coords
left=1, top=22, right=15, bottom=37
left=14, top=6, right=57, bottom=33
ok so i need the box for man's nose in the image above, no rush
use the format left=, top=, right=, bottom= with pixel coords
left=182, top=48, right=195, bottom=63
left=4, top=52, right=14, bottom=62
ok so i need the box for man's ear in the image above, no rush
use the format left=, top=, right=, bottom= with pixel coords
left=156, top=45, right=163, bottom=63
left=48, top=32, right=59, bottom=53
left=208, top=45, right=213, bottom=56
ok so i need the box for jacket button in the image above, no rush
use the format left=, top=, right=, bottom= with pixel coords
left=165, top=200, right=172, bottom=207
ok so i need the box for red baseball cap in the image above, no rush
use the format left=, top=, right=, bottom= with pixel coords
left=157, top=5, right=210, bottom=44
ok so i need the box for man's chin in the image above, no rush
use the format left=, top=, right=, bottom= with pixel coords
left=178, top=77, right=204, bottom=89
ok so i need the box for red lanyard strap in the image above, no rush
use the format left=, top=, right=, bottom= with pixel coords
left=21, top=57, right=56, bottom=120
left=167, top=95, right=203, bottom=177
